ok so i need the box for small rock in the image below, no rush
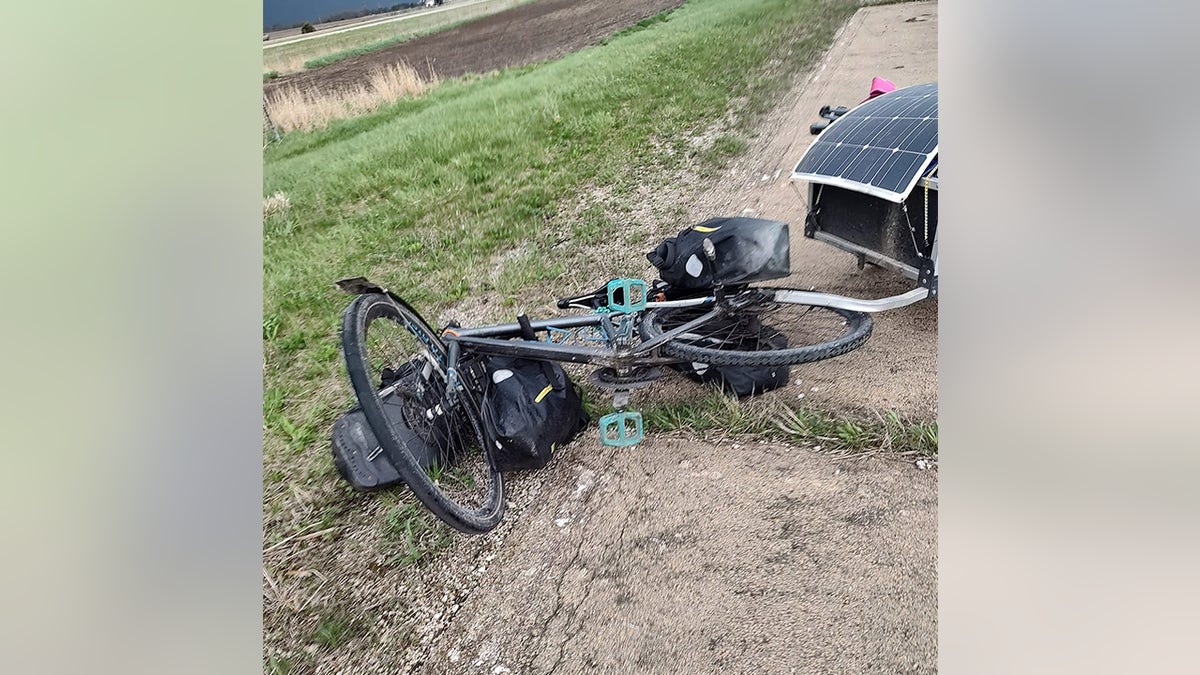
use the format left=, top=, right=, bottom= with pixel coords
left=449, top=649, right=461, bottom=663
left=797, top=393, right=805, bottom=399
left=813, top=445, right=822, bottom=451
left=493, top=666, right=512, bottom=674
left=554, top=517, right=571, bottom=527
left=810, top=386, right=819, bottom=392
left=680, top=460, right=692, bottom=469
left=915, top=459, right=931, bottom=470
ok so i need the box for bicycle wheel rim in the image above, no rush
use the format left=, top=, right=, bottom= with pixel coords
left=342, top=293, right=504, bottom=534
left=640, top=288, right=873, bottom=367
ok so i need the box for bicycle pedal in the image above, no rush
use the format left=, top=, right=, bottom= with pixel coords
left=606, top=278, right=648, bottom=314
left=598, top=411, right=644, bottom=447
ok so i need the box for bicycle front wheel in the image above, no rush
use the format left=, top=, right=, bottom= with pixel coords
left=341, top=292, right=504, bottom=534
left=639, top=287, right=873, bottom=367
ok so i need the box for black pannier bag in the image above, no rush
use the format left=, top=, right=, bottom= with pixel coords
left=331, top=358, right=451, bottom=490
left=481, top=355, right=589, bottom=472
left=674, top=360, right=790, bottom=397
left=670, top=321, right=791, bottom=397
left=646, top=217, right=790, bottom=291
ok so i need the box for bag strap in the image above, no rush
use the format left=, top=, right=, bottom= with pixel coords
left=646, top=239, right=676, bottom=269
left=517, top=314, right=563, bottom=390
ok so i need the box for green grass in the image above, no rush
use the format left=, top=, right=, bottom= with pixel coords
left=301, top=35, right=413, bottom=70
left=382, top=500, right=455, bottom=566
left=312, top=613, right=358, bottom=648
left=642, top=393, right=938, bottom=455
left=265, top=655, right=293, bottom=674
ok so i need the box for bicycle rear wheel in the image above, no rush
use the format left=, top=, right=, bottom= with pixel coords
left=341, top=292, right=504, bottom=534
left=638, top=287, right=873, bottom=367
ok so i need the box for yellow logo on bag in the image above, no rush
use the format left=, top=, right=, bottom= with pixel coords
left=535, top=384, right=553, bottom=403
left=692, top=225, right=721, bottom=233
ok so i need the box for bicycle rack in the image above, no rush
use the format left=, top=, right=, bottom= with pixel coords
left=605, top=278, right=647, bottom=314
left=598, top=411, right=644, bottom=447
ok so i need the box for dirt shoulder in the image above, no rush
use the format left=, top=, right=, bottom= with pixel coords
left=689, top=0, right=938, bottom=419
left=424, top=3, right=939, bottom=674
left=430, top=436, right=936, bottom=674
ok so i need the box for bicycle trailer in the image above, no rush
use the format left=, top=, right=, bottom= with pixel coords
left=791, top=81, right=939, bottom=311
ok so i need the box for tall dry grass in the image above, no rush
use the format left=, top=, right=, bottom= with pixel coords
left=264, top=62, right=438, bottom=133
left=263, top=54, right=309, bottom=76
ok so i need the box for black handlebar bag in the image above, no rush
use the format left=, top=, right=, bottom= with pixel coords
left=647, top=217, right=790, bottom=291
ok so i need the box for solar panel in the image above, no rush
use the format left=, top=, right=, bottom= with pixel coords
left=792, top=82, right=938, bottom=203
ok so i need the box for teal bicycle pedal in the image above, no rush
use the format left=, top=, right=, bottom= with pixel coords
left=606, top=278, right=647, bottom=314
left=598, top=411, right=644, bottom=447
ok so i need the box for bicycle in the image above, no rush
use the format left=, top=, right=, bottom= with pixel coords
left=336, top=249, right=875, bottom=534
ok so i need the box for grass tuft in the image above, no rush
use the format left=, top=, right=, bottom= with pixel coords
left=265, top=655, right=293, bottom=674
left=312, top=613, right=358, bottom=649
left=642, top=391, right=937, bottom=457
left=263, top=191, right=291, bottom=217
left=265, top=62, right=438, bottom=132
left=382, top=499, right=455, bottom=566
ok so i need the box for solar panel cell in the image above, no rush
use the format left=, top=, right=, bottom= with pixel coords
left=792, top=82, right=938, bottom=202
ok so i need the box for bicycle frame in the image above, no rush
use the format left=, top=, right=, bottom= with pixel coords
left=441, top=296, right=715, bottom=372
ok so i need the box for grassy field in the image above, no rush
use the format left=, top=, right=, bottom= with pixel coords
left=263, top=0, right=532, bottom=74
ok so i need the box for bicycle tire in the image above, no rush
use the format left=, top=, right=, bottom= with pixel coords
left=638, top=287, right=873, bottom=367
left=341, top=292, right=504, bottom=534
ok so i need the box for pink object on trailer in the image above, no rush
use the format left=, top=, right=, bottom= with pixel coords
left=865, top=77, right=896, bottom=101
